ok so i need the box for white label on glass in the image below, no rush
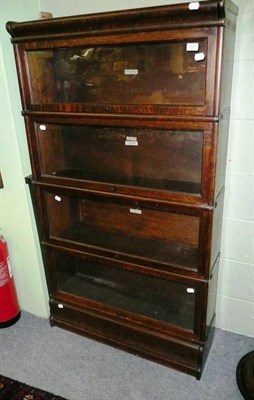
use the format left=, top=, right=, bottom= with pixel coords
left=194, top=52, right=205, bottom=61
left=125, top=140, right=138, bottom=146
left=39, top=124, right=47, bottom=131
left=54, top=196, right=62, bottom=202
left=58, top=304, right=64, bottom=309
left=129, top=208, right=142, bottom=215
left=187, top=288, right=195, bottom=294
left=124, top=69, right=138, bottom=75
left=126, top=136, right=137, bottom=141
left=186, top=43, right=199, bottom=52
left=189, top=2, right=200, bottom=10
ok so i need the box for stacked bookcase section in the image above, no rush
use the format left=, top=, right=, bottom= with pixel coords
left=7, top=0, right=238, bottom=378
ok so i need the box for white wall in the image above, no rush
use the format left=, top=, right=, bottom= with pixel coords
left=40, top=0, right=209, bottom=17
left=0, top=0, right=49, bottom=318
left=39, top=0, right=254, bottom=337
left=216, top=0, right=254, bottom=337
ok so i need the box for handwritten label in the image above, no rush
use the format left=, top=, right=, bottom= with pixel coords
left=124, top=69, right=138, bottom=75
left=187, top=288, right=195, bottom=294
left=39, top=125, right=46, bottom=131
left=58, top=304, right=64, bottom=309
left=129, top=208, right=142, bottom=215
left=194, top=52, right=205, bottom=61
left=189, top=2, right=200, bottom=10
left=186, top=43, right=199, bottom=52
left=125, top=141, right=138, bottom=146
left=125, top=136, right=138, bottom=146
left=54, top=196, right=62, bottom=202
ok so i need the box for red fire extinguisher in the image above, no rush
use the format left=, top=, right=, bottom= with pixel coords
left=0, top=235, right=21, bottom=328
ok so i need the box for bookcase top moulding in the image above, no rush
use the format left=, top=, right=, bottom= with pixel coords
left=6, top=0, right=238, bottom=43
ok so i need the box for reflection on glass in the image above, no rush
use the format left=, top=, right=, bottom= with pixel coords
left=27, top=41, right=206, bottom=106
left=54, top=252, right=196, bottom=330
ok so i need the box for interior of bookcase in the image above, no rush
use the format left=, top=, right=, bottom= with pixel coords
left=36, top=123, right=203, bottom=195
left=26, top=41, right=207, bottom=105
left=53, top=251, right=196, bottom=330
left=45, top=193, right=200, bottom=270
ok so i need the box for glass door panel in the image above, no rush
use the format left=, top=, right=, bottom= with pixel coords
left=53, top=251, right=196, bottom=331
left=26, top=40, right=207, bottom=107
left=36, top=123, right=203, bottom=195
left=44, top=192, right=200, bottom=271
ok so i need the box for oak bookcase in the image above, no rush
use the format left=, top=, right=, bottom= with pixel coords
left=7, top=0, right=238, bottom=378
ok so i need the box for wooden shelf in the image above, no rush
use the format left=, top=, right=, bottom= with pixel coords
left=53, top=170, right=201, bottom=195
left=56, top=222, right=198, bottom=270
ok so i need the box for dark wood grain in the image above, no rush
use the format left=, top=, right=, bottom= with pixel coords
left=24, top=116, right=216, bottom=205
left=8, top=0, right=237, bottom=379
left=6, top=0, right=237, bottom=43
